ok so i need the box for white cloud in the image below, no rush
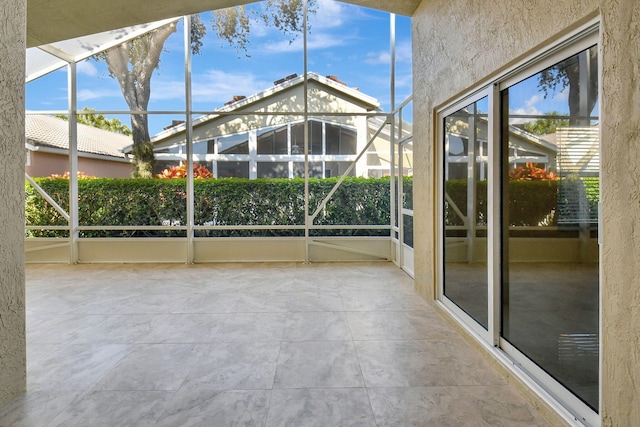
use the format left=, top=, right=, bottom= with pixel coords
left=525, top=93, right=543, bottom=108
left=365, top=51, right=390, bottom=65
left=365, top=41, right=412, bottom=65
left=311, top=0, right=347, bottom=29
left=395, top=72, right=413, bottom=89
left=190, top=69, right=271, bottom=104
left=259, top=30, right=349, bottom=53
left=553, top=86, right=569, bottom=102
left=148, top=80, right=187, bottom=100
left=76, top=61, right=98, bottom=77
left=77, top=88, right=122, bottom=102
left=509, top=106, right=543, bottom=124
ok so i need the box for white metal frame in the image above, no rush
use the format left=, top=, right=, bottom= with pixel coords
left=435, top=18, right=601, bottom=426
left=25, top=4, right=413, bottom=267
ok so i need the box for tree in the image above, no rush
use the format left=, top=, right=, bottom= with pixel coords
left=523, top=111, right=570, bottom=135
left=95, top=1, right=314, bottom=178
left=55, top=107, right=132, bottom=135
left=538, top=47, right=598, bottom=126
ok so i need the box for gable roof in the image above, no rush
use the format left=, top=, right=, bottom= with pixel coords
left=127, top=72, right=380, bottom=152
left=25, top=114, right=133, bottom=159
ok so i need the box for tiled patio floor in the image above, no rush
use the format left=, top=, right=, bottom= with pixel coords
left=1, top=262, right=548, bottom=426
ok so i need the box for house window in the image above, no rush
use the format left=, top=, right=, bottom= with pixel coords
left=325, top=161, right=354, bottom=177
left=293, top=162, right=323, bottom=178
left=217, top=161, right=249, bottom=178
left=291, top=120, right=323, bottom=154
left=326, top=123, right=357, bottom=154
left=219, top=133, right=249, bottom=155
left=192, top=140, right=208, bottom=155
left=257, top=162, right=288, bottom=178
left=257, top=126, right=288, bottom=154
left=207, top=139, right=216, bottom=154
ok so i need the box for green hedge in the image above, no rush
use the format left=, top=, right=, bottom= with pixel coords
left=26, top=176, right=600, bottom=238
left=26, top=177, right=392, bottom=238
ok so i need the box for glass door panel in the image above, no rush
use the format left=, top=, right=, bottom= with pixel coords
left=443, top=96, right=489, bottom=329
left=500, top=45, right=599, bottom=411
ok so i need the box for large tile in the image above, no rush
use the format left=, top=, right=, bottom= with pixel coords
left=47, top=390, right=173, bottom=427
left=91, top=344, right=201, bottom=391
left=178, top=293, right=239, bottom=314
left=0, top=391, right=79, bottom=427
left=233, top=292, right=344, bottom=313
left=75, top=293, right=189, bottom=315
left=403, top=309, right=453, bottom=341
left=347, top=311, right=423, bottom=340
left=368, top=386, right=548, bottom=427
left=141, top=313, right=228, bottom=343
left=27, top=293, right=96, bottom=315
left=266, top=388, right=376, bottom=427
left=347, top=309, right=453, bottom=341
left=274, top=341, right=364, bottom=388
left=355, top=340, right=505, bottom=387
left=27, top=344, right=132, bottom=391
left=156, top=389, right=270, bottom=427
left=181, top=342, right=281, bottom=390
left=218, top=312, right=287, bottom=342
left=243, top=277, right=319, bottom=294
left=341, top=291, right=428, bottom=312
left=70, top=314, right=159, bottom=344
left=27, top=313, right=108, bottom=345
left=284, top=311, right=352, bottom=341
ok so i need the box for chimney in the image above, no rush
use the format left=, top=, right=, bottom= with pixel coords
left=224, top=95, right=246, bottom=106
left=326, top=75, right=346, bottom=86
left=163, top=120, right=185, bottom=131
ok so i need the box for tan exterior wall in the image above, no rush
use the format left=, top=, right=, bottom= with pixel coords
left=0, top=0, right=26, bottom=407
left=412, top=0, right=639, bottom=424
left=157, top=81, right=372, bottom=148
left=27, top=151, right=133, bottom=178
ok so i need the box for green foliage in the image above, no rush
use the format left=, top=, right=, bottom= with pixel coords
left=26, top=177, right=392, bottom=238
left=212, top=0, right=315, bottom=56
left=55, top=107, right=132, bottom=135
left=402, top=176, right=413, bottom=209
left=523, top=111, right=570, bottom=135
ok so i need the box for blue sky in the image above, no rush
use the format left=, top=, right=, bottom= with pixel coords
left=26, top=0, right=413, bottom=136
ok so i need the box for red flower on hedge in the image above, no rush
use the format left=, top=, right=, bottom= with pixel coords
left=509, top=162, right=557, bottom=181
left=157, top=163, right=214, bottom=179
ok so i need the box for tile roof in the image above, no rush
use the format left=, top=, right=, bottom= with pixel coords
left=25, top=114, right=132, bottom=158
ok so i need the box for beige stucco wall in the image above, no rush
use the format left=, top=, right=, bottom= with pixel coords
left=412, top=0, right=639, bottom=424
left=27, top=151, right=133, bottom=178
left=0, top=0, right=26, bottom=407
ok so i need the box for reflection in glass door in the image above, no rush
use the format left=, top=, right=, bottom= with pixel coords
left=443, top=96, right=489, bottom=329
left=500, top=45, right=599, bottom=411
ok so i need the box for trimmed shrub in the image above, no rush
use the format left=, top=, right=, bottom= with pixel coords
left=26, top=177, right=392, bottom=238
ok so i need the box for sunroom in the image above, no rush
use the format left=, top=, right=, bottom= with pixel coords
left=2, top=0, right=639, bottom=426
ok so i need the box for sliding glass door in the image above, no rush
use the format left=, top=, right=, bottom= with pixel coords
left=501, top=44, right=600, bottom=412
left=442, top=95, right=489, bottom=330
left=438, top=26, right=600, bottom=423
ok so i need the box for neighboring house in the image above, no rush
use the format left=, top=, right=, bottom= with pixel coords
left=136, top=72, right=412, bottom=179
left=25, top=114, right=133, bottom=178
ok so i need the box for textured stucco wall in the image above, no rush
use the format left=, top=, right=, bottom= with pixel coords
left=412, top=0, right=639, bottom=424
left=0, top=0, right=27, bottom=407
